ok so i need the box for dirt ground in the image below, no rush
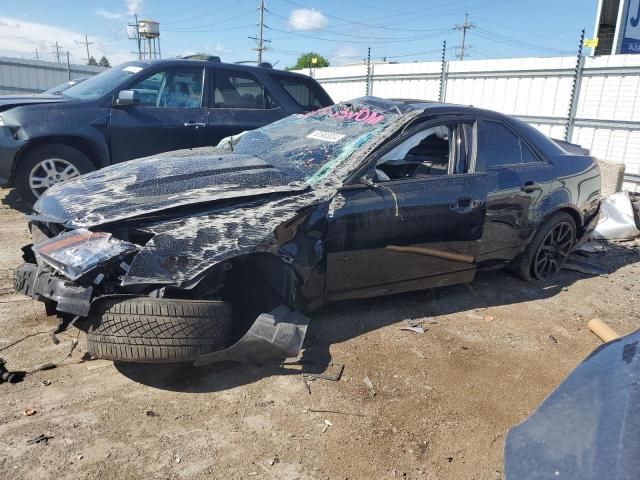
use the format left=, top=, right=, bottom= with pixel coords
left=0, top=187, right=638, bottom=480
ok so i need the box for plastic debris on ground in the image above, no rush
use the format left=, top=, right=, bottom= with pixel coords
left=592, top=191, right=640, bottom=241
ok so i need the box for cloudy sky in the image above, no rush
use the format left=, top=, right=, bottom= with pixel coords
left=0, top=0, right=598, bottom=67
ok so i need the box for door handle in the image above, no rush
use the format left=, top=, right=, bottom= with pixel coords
left=521, top=181, right=543, bottom=193
left=184, top=121, right=206, bottom=128
left=450, top=197, right=484, bottom=213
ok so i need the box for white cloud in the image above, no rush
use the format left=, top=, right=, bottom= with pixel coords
left=332, top=45, right=361, bottom=65
left=95, top=9, right=123, bottom=20
left=0, top=15, right=133, bottom=65
left=288, top=9, right=328, bottom=31
left=126, top=0, right=143, bottom=15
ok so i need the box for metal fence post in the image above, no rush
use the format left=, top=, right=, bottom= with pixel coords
left=365, top=46, right=371, bottom=96
left=565, top=29, right=586, bottom=142
left=439, top=40, right=448, bottom=102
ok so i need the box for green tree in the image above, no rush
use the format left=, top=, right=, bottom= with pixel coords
left=98, top=56, right=111, bottom=68
left=287, top=52, right=329, bottom=70
left=87, top=56, right=98, bottom=67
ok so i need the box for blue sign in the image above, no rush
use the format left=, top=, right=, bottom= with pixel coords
left=622, top=0, right=640, bottom=53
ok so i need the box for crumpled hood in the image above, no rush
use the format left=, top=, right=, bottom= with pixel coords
left=0, top=94, right=70, bottom=111
left=33, top=148, right=307, bottom=228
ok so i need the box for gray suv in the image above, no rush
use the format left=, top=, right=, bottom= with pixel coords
left=0, top=58, right=333, bottom=204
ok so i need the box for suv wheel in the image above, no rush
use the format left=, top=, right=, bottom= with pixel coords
left=15, top=144, right=95, bottom=204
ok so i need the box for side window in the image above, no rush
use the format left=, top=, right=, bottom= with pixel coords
left=374, top=123, right=473, bottom=182
left=271, top=74, right=329, bottom=111
left=127, top=67, right=204, bottom=108
left=477, top=120, right=539, bottom=169
left=214, top=70, right=278, bottom=109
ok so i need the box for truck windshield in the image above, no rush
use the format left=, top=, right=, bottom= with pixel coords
left=63, top=63, right=147, bottom=100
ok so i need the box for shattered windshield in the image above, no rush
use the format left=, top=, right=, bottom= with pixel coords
left=64, top=62, right=147, bottom=100
left=229, top=100, right=402, bottom=185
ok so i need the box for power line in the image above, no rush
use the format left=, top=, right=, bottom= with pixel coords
left=266, top=26, right=447, bottom=44
left=163, top=9, right=256, bottom=32
left=163, top=0, right=244, bottom=26
left=267, top=8, right=449, bottom=40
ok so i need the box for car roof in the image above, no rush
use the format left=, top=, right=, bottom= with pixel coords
left=126, top=58, right=312, bottom=80
left=386, top=97, right=507, bottom=119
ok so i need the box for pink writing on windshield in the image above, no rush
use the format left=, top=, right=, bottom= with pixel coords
left=303, top=106, right=385, bottom=125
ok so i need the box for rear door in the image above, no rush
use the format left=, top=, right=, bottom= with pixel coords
left=325, top=119, right=488, bottom=301
left=205, top=68, right=284, bottom=146
left=476, top=119, right=555, bottom=263
left=109, top=66, right=207, bottom=163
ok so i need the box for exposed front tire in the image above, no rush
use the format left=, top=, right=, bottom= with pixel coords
left=14, top=144, right=95, bottom=205
left=86, top=297, right=232, bottom=363
left=513, top=212, right=576, bottom=281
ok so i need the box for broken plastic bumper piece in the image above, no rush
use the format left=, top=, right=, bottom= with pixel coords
left=194, top=305, right=309, bottom=366
left=14, top=262, right=92, bottom=317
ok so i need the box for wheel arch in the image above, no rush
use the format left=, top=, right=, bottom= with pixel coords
left=541, top=205, right=584, bottom=237
left=10, top=135, right=109, bottom=183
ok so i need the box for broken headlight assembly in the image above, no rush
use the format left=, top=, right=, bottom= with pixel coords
left=32, top=228, right=138, bottom=281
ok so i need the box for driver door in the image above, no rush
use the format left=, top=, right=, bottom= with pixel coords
left=325, top=120, right=488, bottom=301
left=109, top=66, right=208, bottom=163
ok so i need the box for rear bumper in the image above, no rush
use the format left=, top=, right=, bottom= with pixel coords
left=578, top=206, right=601, bottom=244
left=14, top=262, right=93, bottom=316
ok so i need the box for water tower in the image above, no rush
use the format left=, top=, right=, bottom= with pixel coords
left=137, top=19, right=161, bottom=59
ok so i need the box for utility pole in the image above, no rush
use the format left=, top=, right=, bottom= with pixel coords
left=454, top=13, right=475, bottom=60
left=34, top=49, right=39, bottom=61
left=249, top=0, right=270, bottom=63
left=127, top=15, right=142, bottom=59
left=53, top=41, right=62, bottom=63
left=66, top=51, right=71, bottom=80
left=75, top=34, right=94, bottom=64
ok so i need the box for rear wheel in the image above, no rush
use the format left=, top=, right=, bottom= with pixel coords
left=14, top=144, right=95, bottom=205
left=86, top=297, right=232, bottom=363
left=513, top=212, right=576, bottom=281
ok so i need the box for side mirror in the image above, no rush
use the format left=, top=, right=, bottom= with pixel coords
left=360, top=176, right=376, bottom=188
left=115, top=90, right=138, bottom=106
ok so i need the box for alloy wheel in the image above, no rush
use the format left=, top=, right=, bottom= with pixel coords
left=29, top=158, right=80, bottom=198
left=532, top=221, right=574, bottom=279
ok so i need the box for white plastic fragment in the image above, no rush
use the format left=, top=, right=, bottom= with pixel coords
left=592, top=192, right=640, bottom=241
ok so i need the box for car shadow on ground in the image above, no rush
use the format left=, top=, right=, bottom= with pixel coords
left=114, top=243, right=639, bottom=393
left=1, top=188, right=31, bottom=213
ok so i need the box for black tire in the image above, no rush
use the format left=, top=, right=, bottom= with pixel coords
left=513, top=212, right=577, bottom=281
left=86, top=297, right=232, bottom=363
left=14, top=144, right=95, bottom=205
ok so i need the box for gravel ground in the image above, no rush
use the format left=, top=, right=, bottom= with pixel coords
left=1, top=187, right=639, bottom=480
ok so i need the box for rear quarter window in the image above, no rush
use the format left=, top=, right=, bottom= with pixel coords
left=271, top=74, right=332, bottom=111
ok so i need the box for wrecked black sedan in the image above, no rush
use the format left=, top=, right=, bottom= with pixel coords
left=14, top=98, right=601, bottom=364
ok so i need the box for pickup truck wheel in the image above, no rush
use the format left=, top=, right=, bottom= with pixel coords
left=513, top=212, right=576, bottom=281
left=86, top=297, right=232, bottom=363
left=15, top=144, right=95, bottom=204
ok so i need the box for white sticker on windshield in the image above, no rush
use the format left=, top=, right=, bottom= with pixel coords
left=307, top=131, right=346, bottom=143
left=123, top=66, right=143, bottom=73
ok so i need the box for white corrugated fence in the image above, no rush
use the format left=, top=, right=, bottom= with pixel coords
left=0, top=56, right=103, bottom=95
